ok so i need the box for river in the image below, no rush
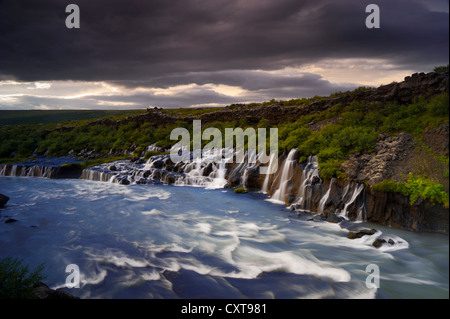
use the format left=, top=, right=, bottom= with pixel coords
left=0, top=177, right=448, bottom=298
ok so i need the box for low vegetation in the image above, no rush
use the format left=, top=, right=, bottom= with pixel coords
left=0, top=257, right=45, bottom=299
left=234, top=187, right=248, bottom=194
left=372, top=173, right=449, bottom=208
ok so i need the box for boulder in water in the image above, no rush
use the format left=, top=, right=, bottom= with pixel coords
left=152, top=160, right=165, bottom=169
left=119, top=179, right=130, bottom=185
left=326, top=213, right=343, bottom=223
left=0, top=194, right=9, bottom=208
left=347, top=228, right=377, bottom=239
left=372, top=238, right=387, bottom=248
left=203, top=162, right=213, bottom=176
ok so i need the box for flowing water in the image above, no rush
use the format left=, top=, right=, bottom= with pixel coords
left=0, top=176, right=448, bottom=299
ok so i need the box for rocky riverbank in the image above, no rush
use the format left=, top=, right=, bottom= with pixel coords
left=76, top=147, right=448, bottom=234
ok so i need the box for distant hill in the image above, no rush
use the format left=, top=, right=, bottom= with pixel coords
left=0, top=110, right=145, bottom=126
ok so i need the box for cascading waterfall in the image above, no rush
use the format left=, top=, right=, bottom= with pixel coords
left=260, top=152, right=367, bottom=222
left=340, top=182, right=365, bottom=218
left=240, top=150, right=259, bottom=188
left=270, top=149, right=297, bottom=203
left=261, top=153, right=277, bottom=194
left=205, top=159, right=228, bottom=189
left=317, top=178, right=335, bottom=214
left=0, top=164, right=59, bottom=178
left=80, top=148, right=233, bottom=189
left=80, top=169, right=116, bottom=183
left=1, top=147, right=368, bottom=222
left=293, top=155, right=320, bottom=211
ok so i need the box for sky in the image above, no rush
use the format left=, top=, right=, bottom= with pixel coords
left=0, top=0, right=448, bottom=110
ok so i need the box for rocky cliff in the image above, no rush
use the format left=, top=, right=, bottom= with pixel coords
left=86, top=71, right=448, bottom=128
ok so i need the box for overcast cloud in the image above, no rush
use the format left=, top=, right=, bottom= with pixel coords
left=0, top=0, right=448, bottom=109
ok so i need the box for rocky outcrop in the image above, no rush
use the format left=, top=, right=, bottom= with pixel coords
left=365, top=189, right=449, bottom=234
left=0, top=193, right=9, bottom=208
left=341, top=133, right=417, bottom=186
left=85, top=71, right=448, bottom=129
left=33, top=282, right=79, bottom=299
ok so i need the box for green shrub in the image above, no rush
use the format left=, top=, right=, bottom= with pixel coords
left=434, top=65, right=449, bottom=73
left=318, top=159, right=343, bottom=180
left=426, top=93, right=449, bottom=117
left=372, top=174, right=449, bottom=208
left=0, top=257, right=46, bottom=299
left=234, top=187, right=248, bottom=194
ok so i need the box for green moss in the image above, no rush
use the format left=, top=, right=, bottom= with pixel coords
left=234, top=187, right=248, bottom=194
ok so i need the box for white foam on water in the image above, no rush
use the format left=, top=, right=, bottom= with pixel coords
left=196, top=222, right=212, bottom=235
left=98, top=252, right=150, bottom=268
left=80, top=268, right=108, bottom=287
left=125, top=189, right=171, bottom=201
left=179, top=258, right=215, bottom=275
left=141, top=209, right=164, bottom=216
left=141, top=270, right=161, bottom=281
left=213, top=246, right=351, bottom=282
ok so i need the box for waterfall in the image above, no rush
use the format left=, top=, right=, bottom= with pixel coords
left=240, top=150, right=258, bottom=188
left=0, top=164, right=60, bottom=178
left=340, top=183, right=365, bottom=218
left=317, top=178, right=335, bottom=214
left=293, top=155, right=320, bottom=210
left=270, top=149, right=297, bottom=203
left=261, top=153, right=277, bottom=194
left=205, top=159, right=227, bottom=189
left=80, top=169, right=116, bottom=182
left=1, top=149, right=368, bottom=223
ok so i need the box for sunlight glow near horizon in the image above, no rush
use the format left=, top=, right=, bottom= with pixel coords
left=0, top=59, right=432, bottom=110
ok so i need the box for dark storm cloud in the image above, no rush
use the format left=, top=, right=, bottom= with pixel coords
left=112, top=71, right=347, bottom=91
left=0, top=0, right=448, bottom=83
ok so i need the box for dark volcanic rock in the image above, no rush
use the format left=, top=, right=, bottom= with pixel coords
left=0, top=193, right=9, bottom=208
left=326, top=213, right=343, bottom=224
left=372, top=238, right=387, bottom=248
left=347, top=228, right=377, bottom=239
left=366, top=189, right=449, bottom=234
left=33, top=282, right=79, bottom=299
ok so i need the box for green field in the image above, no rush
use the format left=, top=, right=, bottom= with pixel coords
left=0, top=110, right=145, bottom=126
